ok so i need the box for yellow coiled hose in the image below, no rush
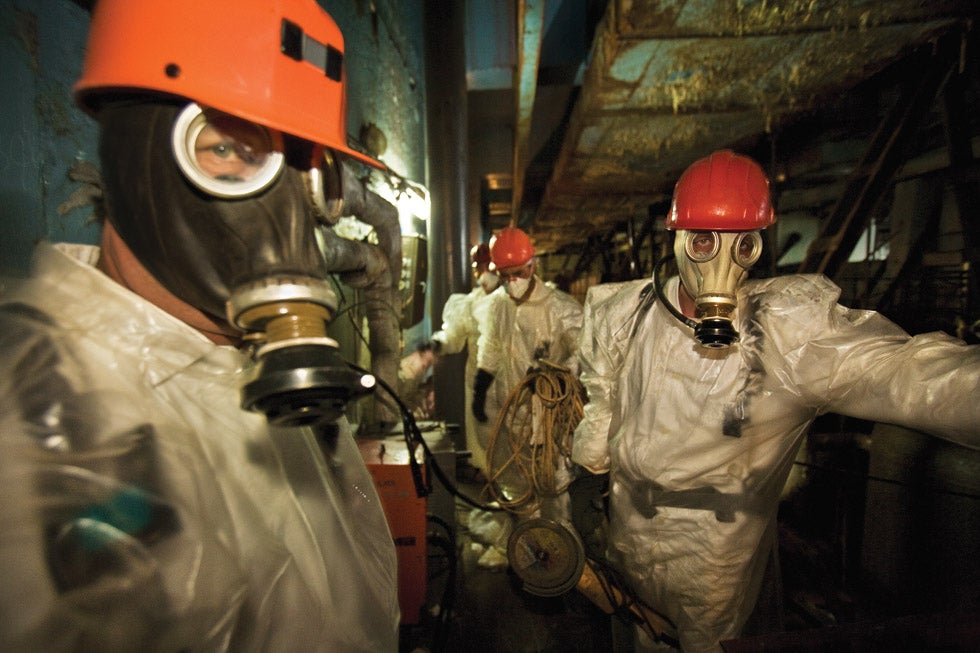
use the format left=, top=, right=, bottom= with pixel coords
left=484, top=360, right=585, bottom=515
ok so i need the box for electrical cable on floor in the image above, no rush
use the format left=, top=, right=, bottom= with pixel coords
left=585, top=554, right=680, bottom=648
left=426, top=513, right=457, bottom=653
left=484, top=360, right=585, bottom=516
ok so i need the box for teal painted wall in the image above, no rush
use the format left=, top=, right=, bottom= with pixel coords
left=0, top=0, right=100, bottom=276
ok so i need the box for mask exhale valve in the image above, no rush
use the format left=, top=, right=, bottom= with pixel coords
left=227, top=277, right=375, bottom=426
left=694, top=316, right=739, bottom=349
left=653, top=255, right=739, bottom=349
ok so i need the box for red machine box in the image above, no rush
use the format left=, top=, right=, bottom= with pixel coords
left=358, top=435, right=428, bottom=625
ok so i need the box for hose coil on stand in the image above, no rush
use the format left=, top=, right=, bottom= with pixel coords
left=484, top=360, right=585, bottom=515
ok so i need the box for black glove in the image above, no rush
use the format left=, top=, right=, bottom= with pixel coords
left=471, top=369, right=494, bottom=423
left=568, top=470, right=610, bottom=558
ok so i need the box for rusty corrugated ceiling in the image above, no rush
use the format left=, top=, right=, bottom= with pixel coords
left=523, top=0, right=978, bottom=253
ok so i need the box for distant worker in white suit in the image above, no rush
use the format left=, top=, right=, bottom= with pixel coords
left=474, top=227, right=583, bottom=519
left=431, top=243, right=499, bottom=477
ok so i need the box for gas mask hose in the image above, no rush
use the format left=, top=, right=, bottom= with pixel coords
left=228, top=277, right=376, bottom=427
left=653, top=256, right=739, bottom=349
left=653, top=256, right=698, bottom=331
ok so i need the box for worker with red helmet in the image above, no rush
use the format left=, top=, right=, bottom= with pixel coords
left=473, top=227, right=583, bottom=522
left=431, top=242, right=500, bottom=477
left=571, top=150, right=979, bottom=651
left=0, top=1, right=399, bottom=650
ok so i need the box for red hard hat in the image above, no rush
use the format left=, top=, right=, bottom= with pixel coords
left=666, top=150, right=775, bottom=231
left=74, top=0, right=383, bottom=170
left=490, top=227, right=535, bottom=269
left=470, top=243, right=492, bottom=267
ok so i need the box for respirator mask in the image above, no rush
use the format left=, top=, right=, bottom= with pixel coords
left=99, top=100, right=374, bottom=426
left=477, top=271, right=499, bottom=294
left=654, top=229, right=762, bottom=348
left=499, top=261, right=534, bottom=301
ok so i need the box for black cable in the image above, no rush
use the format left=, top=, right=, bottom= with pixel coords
left=586, top=554, right=680, bottom=648
left=349, top=362, right=503, bottom=512
left=426, top=530, right=457, bottom=653
left=653, top=255, right=697, bottom=331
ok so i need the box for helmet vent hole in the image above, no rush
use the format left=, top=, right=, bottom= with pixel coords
left=165, top=63, right=181, bottom=79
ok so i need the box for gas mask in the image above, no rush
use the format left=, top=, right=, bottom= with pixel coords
left=98, top=100, right=374, bottom=426
left=655, top=229, right=763, bottom=348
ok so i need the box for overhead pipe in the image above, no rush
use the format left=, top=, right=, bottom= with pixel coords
left=323, top=162, right=404, bottom=427
left=425, top=0, right=469, bottom=439
left=511, top=0, right=546, bottom=224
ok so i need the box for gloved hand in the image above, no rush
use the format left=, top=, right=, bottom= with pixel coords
left=472, top=369, right=494, bottom=423
left=568, top=470, right=610, bottom=558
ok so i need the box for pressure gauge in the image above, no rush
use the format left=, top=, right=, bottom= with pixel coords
left=507, top=518, right=585, bottom=597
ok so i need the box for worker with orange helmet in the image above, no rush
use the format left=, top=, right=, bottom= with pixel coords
left=0, top=1, right=399, bottom=650
left=473, top=227, right=583, bottom=522
left=431, top=242, right=500, bottom=477
left=571, top=150, right=980, bottom=651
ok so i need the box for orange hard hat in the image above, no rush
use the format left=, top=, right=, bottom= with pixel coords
left=489, top=227, right=535, bottom=269
left=666, top=150, right=775, bottom=231
left=74, top=0, right=382, bottom=169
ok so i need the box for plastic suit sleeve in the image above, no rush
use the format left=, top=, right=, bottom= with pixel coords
left=0, top=304, right=184, bottom=650
left=431, top=292, right=472, bottom=355
left=758, top=274, right=980, bottom=448
left=0, top=244, right=401, bottom=652
left=476, top=294, right=505, bottom=376
left=572, top=282, right=644, bottom=473
left=553, top=289, right=585, bottom=375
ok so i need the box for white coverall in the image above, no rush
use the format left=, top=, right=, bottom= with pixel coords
left=432, top=286, right=496, bottom=471
left=0, top=244, right=400, bottom=652
left=573, top=273, right=980, bottom=652
left=478, top=278, right=583, bottom=517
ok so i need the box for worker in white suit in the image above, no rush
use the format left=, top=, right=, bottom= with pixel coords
left=432, top=243, right=499, bottom=476
left=0, top=1, right=399, bottom=650
left=572, top=149, right=980, bottom=652
left=474, top=227, right=583, bottom=520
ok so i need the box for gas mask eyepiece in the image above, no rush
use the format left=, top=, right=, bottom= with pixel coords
left=228, top=277, right=376, bottom=427
left=172, top=102, right=285, bottom=198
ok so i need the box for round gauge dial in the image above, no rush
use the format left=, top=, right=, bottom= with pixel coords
left=507, top=518, right=585, bottom=597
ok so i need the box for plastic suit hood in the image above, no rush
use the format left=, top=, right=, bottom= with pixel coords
left=573, top=273, right=979, bottom=652
left=0, top=244, right=399, bottom=652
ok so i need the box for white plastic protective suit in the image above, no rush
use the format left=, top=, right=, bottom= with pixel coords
left=0, top=244, right=400, bottom=652
left=478, top=278, right=583, bottom=517
left=573, top=273, right=980, bottom=653
left=432, top=286, right=496, bottom=471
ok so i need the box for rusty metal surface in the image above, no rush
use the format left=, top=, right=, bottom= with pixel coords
left=527, top=0, right=977, bottom=253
